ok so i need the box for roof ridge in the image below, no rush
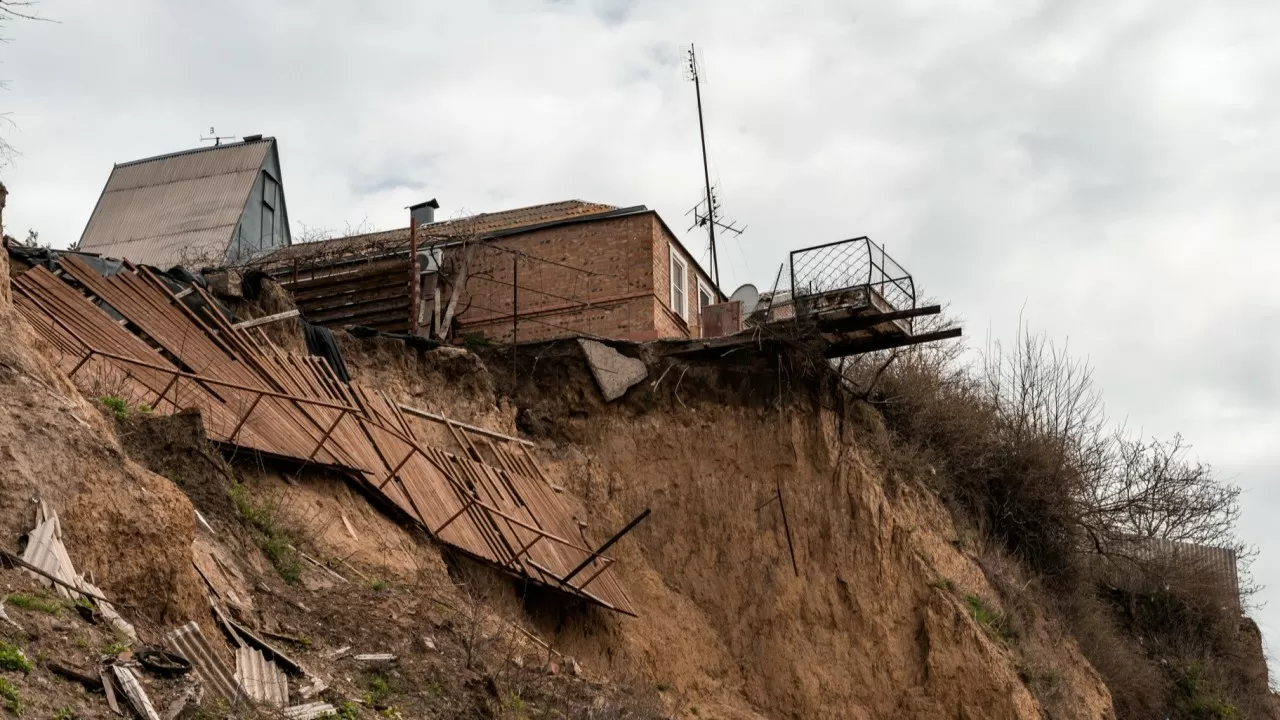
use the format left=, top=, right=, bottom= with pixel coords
left=114, top=137, right=274, bottom=169
left=431, top=199, right=614, bottom=225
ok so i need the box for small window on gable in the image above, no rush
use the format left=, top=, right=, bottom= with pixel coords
left=669, top=246, right=687, bottom=320
left=262, top=173, right=278, bottom=210
left=260, top=172, right=279, bottom=250
left=261, top=205, right=275, bottom=250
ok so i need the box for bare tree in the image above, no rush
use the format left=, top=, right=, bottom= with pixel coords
left=432, top=239, right=480, bottom=341
left=0, top=1, right=49, bottom=169
left=1084, top=434, right=1241, bottom=549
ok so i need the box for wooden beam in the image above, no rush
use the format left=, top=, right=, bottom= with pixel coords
left=397, top=404, right=534, bottom=447
left=561, top=508, right=651, bottom=585
left=816, top=304, right=941, bottom=333
left=824, top=327, right=962, bottom=358
left=232, top=309, right=300, bottom=330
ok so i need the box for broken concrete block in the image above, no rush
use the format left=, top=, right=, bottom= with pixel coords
left=578, top=340, right=647, bottom=402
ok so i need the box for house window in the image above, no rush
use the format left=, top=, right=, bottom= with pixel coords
left=263, top=174, right=278, bottom=210
left=260, top=173, right=279, bottom=249
left=698, top=280, right=713, bottom=313
left=669, top=247, right=687, bottom=320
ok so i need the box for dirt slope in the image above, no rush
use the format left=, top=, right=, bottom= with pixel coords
left=0, top=250, right=204, bottom=625
left=520, top=386, right=1113, bottom=719
left=328, top=336, right=1116, bottom=719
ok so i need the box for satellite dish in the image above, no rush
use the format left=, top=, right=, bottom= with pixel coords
left=729, top=283, right=760, bottom=315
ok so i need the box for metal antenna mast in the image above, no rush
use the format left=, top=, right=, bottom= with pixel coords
left=199, top=127, right=236, bottom=147
left=685, top=45, right=744, bottom=288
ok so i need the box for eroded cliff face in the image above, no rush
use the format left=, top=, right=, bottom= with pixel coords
left=525, top=402, right=1113, bottom=719
left=337, top=341, right=1117, bottom=719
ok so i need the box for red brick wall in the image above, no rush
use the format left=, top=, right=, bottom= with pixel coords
left=652, top=223, right=715, bottom=338
left=440, top=212, right=716, bottom=343
left=453, top=214, right=659, bottom=342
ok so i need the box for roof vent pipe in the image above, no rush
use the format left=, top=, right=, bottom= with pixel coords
left=409, top=198, right=440, bottom=226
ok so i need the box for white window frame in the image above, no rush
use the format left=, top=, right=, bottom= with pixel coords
left=697, top=278, right=714, bottom=314
left=669, top=246, right=688, bottom=320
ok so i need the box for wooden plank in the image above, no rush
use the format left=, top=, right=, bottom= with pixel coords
left=233, top=309, right=300, bottom=330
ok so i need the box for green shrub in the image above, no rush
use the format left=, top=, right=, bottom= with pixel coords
left=0, top=677, right=21, bottom=715
left=0, top=643, right=30, bottom=674
left=98, top=395, right=128, bottom=421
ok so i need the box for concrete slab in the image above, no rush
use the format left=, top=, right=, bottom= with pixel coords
left=578, top=339, right=647, bottom=402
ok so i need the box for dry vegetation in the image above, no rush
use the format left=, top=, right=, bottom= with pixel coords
left=844, top=315, right=1270, bottom=719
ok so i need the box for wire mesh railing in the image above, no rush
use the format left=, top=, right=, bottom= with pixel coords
left=789, top=236, right=915, bottom=314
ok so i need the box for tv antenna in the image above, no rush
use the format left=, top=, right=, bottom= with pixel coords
left=684, top=43, right=743, bottom=288
left=685, top=188, right=746, bottom=238
left=199, top=127, right=236, bottom=146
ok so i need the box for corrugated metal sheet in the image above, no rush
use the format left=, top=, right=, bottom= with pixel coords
left=78, top=578, right=137, bottom=643
left=235, top=647, right=288, bottom=707
left=21, top=502, right=138, bottom=641
left=112, top=666, right=161, bottom=720
left=165, top=622, right=246, bottom=704
left=283, top=702, right=337, bottom=720
left=22, top=508, right=78, bottom=598
left=78, top=140, right=271, bottom=268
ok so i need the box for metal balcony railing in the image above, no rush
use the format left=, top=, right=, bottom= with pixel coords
left=789, top=236, right=916, bottom=314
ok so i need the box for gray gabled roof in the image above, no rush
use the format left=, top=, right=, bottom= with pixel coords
left=77, top=138, right=274, bottom=268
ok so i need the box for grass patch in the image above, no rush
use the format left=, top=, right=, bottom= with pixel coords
left=0, top=642, right=31, bottom=674
left=928, top=578, right=958, bottom=593
left=964, top=595, right=1014, bottom=642
left=98, top=395, right=128, bottom=421
left=191, top=698, right=232, bottom=720
left=5, top=594, right=61, bottom=615
left=362, top=672, right=395, bottom=707
left=0, top=677, right=21, bottom=716
left=370, top=579, right=388, bottom=592
left=54, top=708, right=75, bottom=720
left=229, top=483, right=302, bottom=584
left=501, top=692, right=528, bottom=719
left=101, top=640, right=130, bottom=657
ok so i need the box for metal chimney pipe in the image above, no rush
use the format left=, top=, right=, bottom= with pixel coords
left=409, top=198, right=439, bottom=226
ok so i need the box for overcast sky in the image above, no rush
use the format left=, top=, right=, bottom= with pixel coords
left=5, top=0, right=1279, bottom=670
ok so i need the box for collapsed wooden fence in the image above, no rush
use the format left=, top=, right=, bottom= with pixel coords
left=11, top=256, right=636, bottom=615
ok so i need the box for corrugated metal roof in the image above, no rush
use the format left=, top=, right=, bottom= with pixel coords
left=236, top=647, right=288, bottom=707
left=258, top=199, right=617, bottom=269
left=165, top=622, right=247, bottom=705
left=77, top=139, right=272, bottom=268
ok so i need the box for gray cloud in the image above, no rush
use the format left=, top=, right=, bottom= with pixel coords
left=5, top=0, right=1280, bottom=667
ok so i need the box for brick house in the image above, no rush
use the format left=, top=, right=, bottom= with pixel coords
left=256, top=200, right=723, bottom=342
